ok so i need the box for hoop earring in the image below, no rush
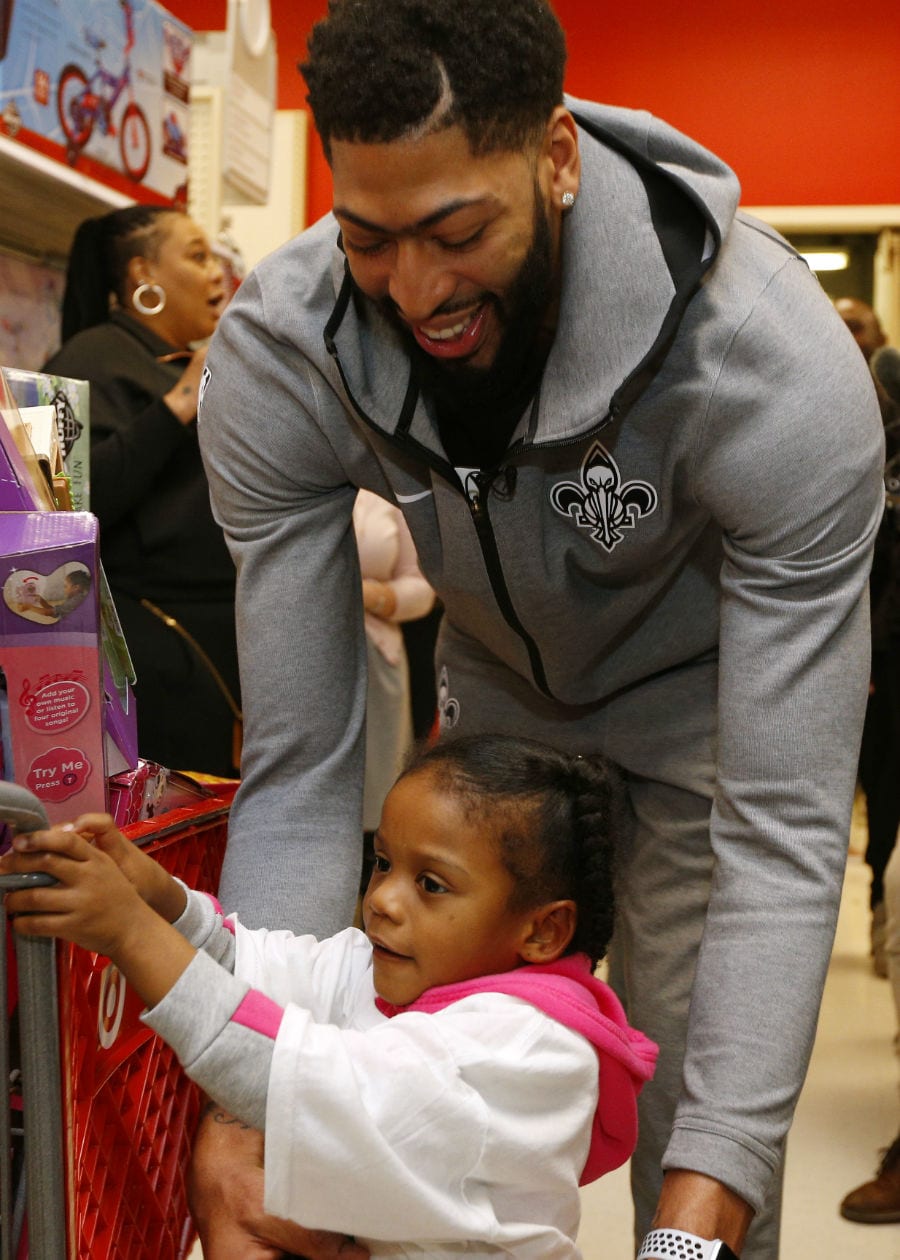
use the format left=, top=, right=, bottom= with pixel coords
left=133, top=282, right=166, bottom=316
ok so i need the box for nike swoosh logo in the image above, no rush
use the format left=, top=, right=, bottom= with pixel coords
left=395, top=490, right=433, bottom=504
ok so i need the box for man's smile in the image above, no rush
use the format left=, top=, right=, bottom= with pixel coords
left=410, top=302, right=490, bottom=360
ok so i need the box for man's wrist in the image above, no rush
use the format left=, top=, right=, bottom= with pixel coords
left=653, top=1168, right=752, bottom=1252
left=638, top=1228, right=739, bottom=1260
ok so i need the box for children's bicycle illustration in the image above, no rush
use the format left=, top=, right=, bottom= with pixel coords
left=56, top=0, right=151, bottom=182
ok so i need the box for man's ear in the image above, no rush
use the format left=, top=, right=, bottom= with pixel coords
left=541, top=105, right=580, bottom=206
left=518, top=900, right=577, bottom=964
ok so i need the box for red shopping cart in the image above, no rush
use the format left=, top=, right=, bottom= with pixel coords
left=1, top=780, right=235, bottom=1259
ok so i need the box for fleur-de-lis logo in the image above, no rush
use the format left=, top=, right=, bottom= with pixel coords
left=550, top=441, right=657, bottom=552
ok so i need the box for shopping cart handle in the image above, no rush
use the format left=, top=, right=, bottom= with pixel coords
left=0, top=784, right=66, bottom=1260
left=0, top=782, right=56, bottom=891
left=0, top=781, right=49, bottom=834
left=0, top=871, right=57, bottom=891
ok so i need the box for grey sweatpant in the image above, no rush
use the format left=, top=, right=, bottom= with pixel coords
left=437, top=623, right=783, bottom=1258
left=883, top=842, right=900, bottom=1040
left=608, top=773, right=783, bottom=1257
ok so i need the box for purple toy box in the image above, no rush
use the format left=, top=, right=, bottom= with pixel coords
left=0, top=511, right=138, bottom=824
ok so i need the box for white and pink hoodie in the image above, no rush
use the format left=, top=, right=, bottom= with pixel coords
left=143, top=887, right=656, bottom=1258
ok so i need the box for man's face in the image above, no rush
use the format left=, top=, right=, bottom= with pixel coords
left=331, top=124, right=561, bottom=390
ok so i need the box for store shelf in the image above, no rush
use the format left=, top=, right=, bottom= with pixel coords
left=0, top=134, right=132, bottom=266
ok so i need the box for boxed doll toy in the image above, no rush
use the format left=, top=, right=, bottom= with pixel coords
left=0, top=511, right=138, bottom=824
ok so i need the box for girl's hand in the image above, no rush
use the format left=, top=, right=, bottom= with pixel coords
left=62, top=814, right=187, bottom=922
left=0, top=823, right=150, bottom=957
left=1, top=823, right=198, bottom=1008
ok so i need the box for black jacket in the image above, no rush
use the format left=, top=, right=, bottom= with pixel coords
left=44, top=309, right=235, bottom=603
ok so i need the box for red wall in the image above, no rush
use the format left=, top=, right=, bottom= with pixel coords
left=171, top=0, right=900, bottom=226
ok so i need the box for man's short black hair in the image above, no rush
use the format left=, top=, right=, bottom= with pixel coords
left=301, top=0, right=567, bottom=163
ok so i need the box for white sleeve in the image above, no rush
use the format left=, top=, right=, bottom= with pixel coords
left=142, top=927, right=379, bottom=1133
left=232, top=923, right=377, bottom=1024
left=262, top=996, right=596, bottom=1244
left=172, top=893, right=376, bottom=1024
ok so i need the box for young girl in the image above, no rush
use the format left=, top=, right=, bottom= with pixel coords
left=1, top=734, right=657, bottom=1258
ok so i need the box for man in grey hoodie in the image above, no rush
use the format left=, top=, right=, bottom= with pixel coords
left=192, top=2, right=884, bottom=1257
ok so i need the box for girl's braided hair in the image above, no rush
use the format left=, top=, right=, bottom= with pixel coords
left=400, top=733, right=627, bottom=968
left=61, top=205, right=181, bottom=341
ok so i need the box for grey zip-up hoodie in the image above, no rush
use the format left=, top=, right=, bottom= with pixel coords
left=198, top=99, right=884, bottom=1213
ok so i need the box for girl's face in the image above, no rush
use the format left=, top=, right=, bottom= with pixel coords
left=362, top=769, right=539, bottom=1006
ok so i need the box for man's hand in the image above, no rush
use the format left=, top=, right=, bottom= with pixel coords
left=648, top=1169, right=753, bottom=1254
left=189, top=1106, right=369, bottom=1260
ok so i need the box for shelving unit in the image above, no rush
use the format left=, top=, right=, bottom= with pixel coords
left=0, top=135, right=132, bottom=266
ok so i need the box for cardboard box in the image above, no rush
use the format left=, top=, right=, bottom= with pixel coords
left=3, top=367, right=91, bottom=512
left=0, top=0, right=193, bottom=203
left=108, top=760, right=216, bottom=829
left=0, top=511, right=138, bottom=822
left=0, top=364, right=57, bottom=511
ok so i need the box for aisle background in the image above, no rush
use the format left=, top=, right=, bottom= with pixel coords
left=167, top=0, right=900, bottom=226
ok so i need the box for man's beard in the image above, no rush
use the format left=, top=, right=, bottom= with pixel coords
left=379, top=192, right=557, bottom=425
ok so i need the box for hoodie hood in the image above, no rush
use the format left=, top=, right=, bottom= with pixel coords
left=323, top=97, right=742, bottom=455
left=376, top=952, right=659, bottom=1184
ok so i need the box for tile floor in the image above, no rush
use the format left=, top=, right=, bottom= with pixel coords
left=191, top=815, right=900, bottom=1259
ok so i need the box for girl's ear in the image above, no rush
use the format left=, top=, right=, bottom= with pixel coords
left=519, top=900, right=577, bottom=964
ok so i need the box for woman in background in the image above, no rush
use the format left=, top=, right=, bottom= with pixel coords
left=44, top=206, right=240, bottom=776
left=354, top=490, right=435, bottom=847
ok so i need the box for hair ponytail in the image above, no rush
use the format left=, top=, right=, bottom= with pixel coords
left=564, top=755, right=624, bottom=967
left=61, top=216, right=116, bottom=340
left=61, top=205, right=177, bottom=341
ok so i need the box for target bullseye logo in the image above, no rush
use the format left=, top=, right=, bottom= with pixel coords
left=98, top=962, right=126, bottom=1049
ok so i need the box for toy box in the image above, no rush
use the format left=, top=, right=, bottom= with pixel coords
left=0, top=511, right=138, bottom=823
left=2, top=367, right=90, bottom=512
left=0, top=0, right=193, bottom=203
left=0, top=365, right=56, bottom=512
